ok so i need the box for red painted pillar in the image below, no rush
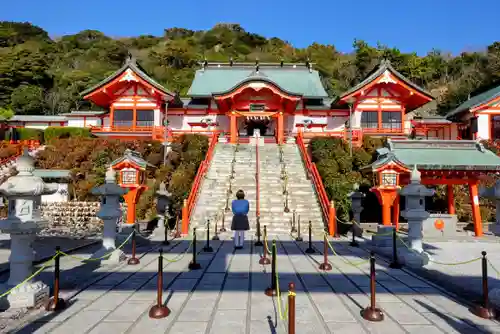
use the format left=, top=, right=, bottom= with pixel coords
left=447, top=185, right=456, bottom=214
left=469, top=183, right=483, bottom=237
left=382, top=204, right=392, bottom=226
left=277, top=112, right=284, bottom=144
left=230, top=112, right=237, bottom=144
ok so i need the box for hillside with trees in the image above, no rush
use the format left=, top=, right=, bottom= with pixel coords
left=1, top=21, right=500, bottom=116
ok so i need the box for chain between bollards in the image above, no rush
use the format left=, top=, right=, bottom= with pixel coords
left=318, top=233, right=332, bottom=271
left=305, top=221, right=315, bottom=254
left=128, top=227, right=140, bottom=265
left=46, top=246, right=65, bottom=312
left=259, top=225, right=271, bottom=265
left=295, top=215, right=303, bottom=242
left=288, top=282, right=296, bottom=334
left=220, top=210, right=227, bottom=232
left=265, top=240, right=278, bottom=296
left=203, top=220, right=213, bottom=252
left=361, top=252, right=384, bottom=322
left=255, top=216, right=263, bottom=246
left=389, top=227, right=402, bottom=269
left=472, top=251, right=495, bottom=319
left=149, top=248, right=170, bottom=319
left=188, top=228, right=202, bottom=270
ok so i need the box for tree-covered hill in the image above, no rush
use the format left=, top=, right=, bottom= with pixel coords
left=1, top=21, right=499, bottom=116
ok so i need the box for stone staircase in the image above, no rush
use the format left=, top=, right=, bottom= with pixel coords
left=259, top=143, right=325, bottom=236
left=190, top=143, right=256, bottom=232
left=190, top=142, right=325, bottom=237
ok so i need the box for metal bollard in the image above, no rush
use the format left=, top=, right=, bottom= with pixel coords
left=291, top=210, right=297, bottom=233
left=212, top=218, right=220, bottom=241
left=149, top=249, right=170, bottom=319
left=349, top=222, right=359, bottom=247
left=389, top=227, right=402, bottom=269
left=163, top=215, right=170, bottom=246
left=255, top=216, right=263, bottom=246
left=188, top=228, right=202, bottom=270
left=265, top=240, right=278, bottom=297
left=259, top=225, right=271, bottom=265
left=284, top=192, right=290, bottom=213
left=288, top=282, right=296, bottom=334
left=172, top=215, right=181, bottom=238
left=305, top=221, right=315, bottom=254
left=295, top=215, right=303, bottom=242
left=220, top=210, right=227, bottom=232
left=46, top=246, right=66, bottom=311
left=361, top=252, right=384, bottom=322
left=318, top=233, right=332, bottom=271
left=128, top=228, right=140, bottom=265
left=203, top=220, right=213, bottom=252
left=472, top=251, right=495, bottom=319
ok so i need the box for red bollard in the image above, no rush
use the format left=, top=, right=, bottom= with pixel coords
left=288, top=282, right=296, bottom=334
left=149, top=249, right=170, bottom=318
left=361, top=252, right=384, bottom=322
left=259, top=226, right=271, bottom=265
left=128, top=228, right=140, bottom=265
left=318, top=233, right=332, bottom=271
left=472, top=251, right=495, bottom=319
left=46, top=246, right=66, bottom=312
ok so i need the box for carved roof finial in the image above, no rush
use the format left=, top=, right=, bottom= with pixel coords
left=410, top=165, right=421, bottom=184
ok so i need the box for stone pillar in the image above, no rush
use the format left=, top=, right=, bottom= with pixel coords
left=399, top=166, right=434, bottom=267
left=349, top=183, right=365, bottom=237
left=0, top=150, right=58, bottom=309
left=153, top=182, right=172, bottom=239
left=479, top=180, right=500, bottom=236
left=90, top=167, right=128, bottom=264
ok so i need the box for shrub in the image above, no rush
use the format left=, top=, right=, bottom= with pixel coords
left=43, top=127, right=92, bottom=141
left=8, top=128, right=44, bottom=141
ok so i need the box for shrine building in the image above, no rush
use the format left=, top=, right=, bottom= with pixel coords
left=6, top=57, right=466, bottom=144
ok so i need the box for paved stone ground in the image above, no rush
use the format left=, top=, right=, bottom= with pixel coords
left=0, top=233, right=99, bottom=274
left=6, top=232, right=500, bottom=334
left=364, top=232, right=500, bottom=310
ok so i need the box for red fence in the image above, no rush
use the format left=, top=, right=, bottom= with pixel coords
left=181, top=133, right=219, bottom=235
left=296, top=132, right=335, bottom=235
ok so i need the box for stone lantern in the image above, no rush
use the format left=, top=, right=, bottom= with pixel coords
left=0, top=149, right=58, bottom=309
left=153, top=182, right=172, bottom=239
left=479, top=180, right=500, bottom=236
left=399, top=166, right=434, bottom=267
left=90, top=167, right=128, bottom=264
left=349, top=183, right=365, bottom=237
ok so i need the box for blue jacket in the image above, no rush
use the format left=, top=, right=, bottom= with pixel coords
left=232, top=199, right=249, bottom=216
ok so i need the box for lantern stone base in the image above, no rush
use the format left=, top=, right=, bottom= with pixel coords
left=400, top=251, right=431, bottom=268
left=0, top=281, right=49, bottom=310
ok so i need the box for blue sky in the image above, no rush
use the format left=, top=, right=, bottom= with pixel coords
left=2, top=0, right=499, bottom=56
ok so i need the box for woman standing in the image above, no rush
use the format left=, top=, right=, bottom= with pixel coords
left=231, top=189, right=250, bottom=249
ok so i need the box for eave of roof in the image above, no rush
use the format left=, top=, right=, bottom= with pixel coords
left=80, top=56, right=174, bottom=98
left=33, top=169, right=71, bottom=179
left=10, top=115, right=68, bottom=122
left=337, top=59, right=434, bottom=102
left=445, top=84, right=500, bottom=119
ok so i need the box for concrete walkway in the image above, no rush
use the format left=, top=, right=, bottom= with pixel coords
left=6, top=234, right=500, bottom=334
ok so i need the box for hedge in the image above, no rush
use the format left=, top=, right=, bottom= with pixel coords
left=43, top=127, right=92, bottom=141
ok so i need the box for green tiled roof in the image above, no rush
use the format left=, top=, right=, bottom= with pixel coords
left=187, top=63, right=328, bottom=98
left=363, top=139, right=500, bottom=171
left=110, top=149, right=156, bottom=170
left=445, top=84, right=500, bottom=119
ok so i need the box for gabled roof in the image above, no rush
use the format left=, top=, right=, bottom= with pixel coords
left=337, top=59, right=434, bottom=104
left=363, top=139, right=500, bottom=172
left=187, top=62, right=328, bottom=98
left=110, top=149, right=156, bottom=170
left=446, top=84, right=500, bottom=119
left=80, top=55, right=174, bottom=98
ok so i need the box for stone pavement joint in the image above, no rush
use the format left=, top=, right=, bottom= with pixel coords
left=6, top=235, right=500, bottom=334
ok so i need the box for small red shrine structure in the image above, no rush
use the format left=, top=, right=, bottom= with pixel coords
left=110, top=149, right=155, bottom=225
left=363, top=139, right=500, bottom=237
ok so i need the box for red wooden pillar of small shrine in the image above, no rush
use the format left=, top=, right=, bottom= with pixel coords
left=111, top=150, right=153, bottom=225
left=230, top=112, right=238, bottom=144
left=468, top=182, right=483, bottom=237
left=447, top=185, right=456, bottom=214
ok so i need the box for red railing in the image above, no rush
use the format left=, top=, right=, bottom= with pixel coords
left=256, top=140, right=260, bottom=219
left=0, top=140, right=41, bottom=166
left=181, top=132, right=219, bottom=235
left=296, top=132, right=332, bottom=231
